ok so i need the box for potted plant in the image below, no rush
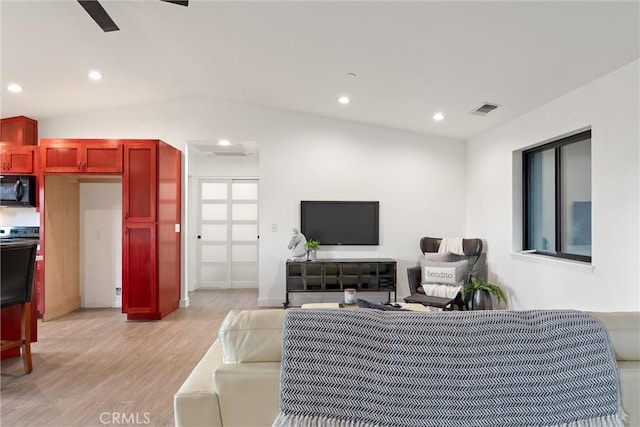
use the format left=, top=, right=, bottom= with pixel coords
left=461, top=277, right=507, bottom=310
left=305, top=240, right=320, bottom=261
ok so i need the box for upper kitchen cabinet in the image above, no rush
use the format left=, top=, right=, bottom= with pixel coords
left=123, top=141, right=158, bottom=223
left=0, top=144, right=36, bottom=174
left=0, top=116, right=38, bottom=146
left=40, top=139, right=123, bottom=173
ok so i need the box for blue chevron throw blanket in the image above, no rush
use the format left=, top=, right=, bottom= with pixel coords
left=273, top=309, right=624, bottom=427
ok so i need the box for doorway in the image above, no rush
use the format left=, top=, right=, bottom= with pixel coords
left=196, top=179, right=258, bottom=288
left=79, top=181, right=122, bottom=308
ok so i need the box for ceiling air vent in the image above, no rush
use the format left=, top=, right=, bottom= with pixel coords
left=206, top=144, right=251, bottom=157
left=470, top=102, right=500, bottom=116
left=190, top=141, right=253, bottom=157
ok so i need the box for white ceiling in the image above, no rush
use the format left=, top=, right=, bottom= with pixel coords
left=1, top=1, right=638, bottom=140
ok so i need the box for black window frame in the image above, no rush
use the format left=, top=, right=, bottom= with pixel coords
left=522, top=129, right=592, bottom=263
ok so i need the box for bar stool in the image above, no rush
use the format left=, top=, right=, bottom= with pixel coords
left=1, top=240, right=37, bottom=373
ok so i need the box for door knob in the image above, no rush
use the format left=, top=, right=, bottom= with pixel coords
left=197, top=235, right=201, bottom=239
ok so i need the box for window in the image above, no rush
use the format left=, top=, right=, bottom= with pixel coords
left=523, top=130, right=591, bottom=262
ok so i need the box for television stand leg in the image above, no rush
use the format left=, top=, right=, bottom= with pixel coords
left=284, top=292, right=290, bottom=308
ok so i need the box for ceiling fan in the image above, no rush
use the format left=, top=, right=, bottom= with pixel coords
left=78, top=0, right=188, bottom=32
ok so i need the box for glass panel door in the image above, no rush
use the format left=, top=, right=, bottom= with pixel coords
left=196, top=179, right=258, bottom=288
left=230, top=180, right=258, bottom=287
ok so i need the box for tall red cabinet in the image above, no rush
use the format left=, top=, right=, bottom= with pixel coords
left=38, top=138, right=182, bottom=322
left=122, top=140, right=181, bottom=320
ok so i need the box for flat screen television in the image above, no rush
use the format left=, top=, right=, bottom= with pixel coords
left=300, top=201, right=379, bottom=245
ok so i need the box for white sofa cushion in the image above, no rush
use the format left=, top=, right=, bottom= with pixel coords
left=173, top=340, right=224, bottom=427
left=214, top=362, right=281, bottom=427
left=218, top=309, right=285, bottom=363
left=589, top=311, right=640, bottom=361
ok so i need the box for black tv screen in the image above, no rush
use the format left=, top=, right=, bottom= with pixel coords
left=300, top=201, right=379, bottom=245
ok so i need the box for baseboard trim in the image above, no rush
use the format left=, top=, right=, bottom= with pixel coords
left=179, top=297, right=190, bottom=308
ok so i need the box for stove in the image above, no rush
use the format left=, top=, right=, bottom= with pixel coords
left=0, top=226, right=40, bottom=242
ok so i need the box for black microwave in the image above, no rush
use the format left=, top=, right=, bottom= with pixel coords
left=0, top=175, right=37, bottom=207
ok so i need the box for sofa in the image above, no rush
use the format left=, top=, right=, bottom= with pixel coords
left=174, top=309, right=640, bottom=427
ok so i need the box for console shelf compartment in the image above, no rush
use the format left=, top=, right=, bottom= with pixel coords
left=284, top=258, right=396, bottom=307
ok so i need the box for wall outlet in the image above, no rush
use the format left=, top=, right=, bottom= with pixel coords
left=175, top=223, right=181, bottom=233
left=115, top=287, right=121, bottom=296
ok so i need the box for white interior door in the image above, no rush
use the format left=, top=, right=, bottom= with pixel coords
left=197, top=179, right=258, bottom=288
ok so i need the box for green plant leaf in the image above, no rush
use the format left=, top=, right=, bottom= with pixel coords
left=462, top=277, right=507, bottom=305
left=306, top=240, right=320, bottom=250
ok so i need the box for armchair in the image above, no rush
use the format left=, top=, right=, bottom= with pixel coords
left=405, top=237, right=483, bottom=310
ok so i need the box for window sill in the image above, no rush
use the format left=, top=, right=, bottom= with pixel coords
left=510, top=251, right=595, bottom=272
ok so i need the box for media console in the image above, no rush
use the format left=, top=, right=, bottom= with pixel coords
left=284, top=258, right=396, bottom=307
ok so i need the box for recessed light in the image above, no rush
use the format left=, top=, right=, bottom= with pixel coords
left=88, top=70, right=103, bottom=81
left=7, top=83, right=22, bottom=93
left=218, top=139, right=231, bottom=146
left=338, top=96, right=350, bottom=105
left=433, top=112, right=445, bottom=121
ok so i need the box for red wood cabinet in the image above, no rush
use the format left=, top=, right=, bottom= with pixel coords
left=122, top=141, right=157, bottom=223
left=122, top=223, right=157, bottom=315
left=40, top=139, right=122, bottom=173
left=157, top=141, right=182, bottom=318
left=0, top=116, right=38, bottom=146
left=0, top=145, right=35, bottom=174
left=38, top=138, right=181, bottom=323
left=122, top=140, right=181, bottom=321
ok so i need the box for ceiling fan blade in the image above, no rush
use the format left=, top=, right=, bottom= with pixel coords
left=77, top=0, right=119, bottom=32
left=160, top=0, right=189, bottom=6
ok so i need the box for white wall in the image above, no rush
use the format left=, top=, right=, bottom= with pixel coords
left=39, top=97, right=467, bottom=307
left=36, top=61, right=640, bottom=311
left=466, top=60, right=640, bottom=311
left=258, top=121, right=466, bottom=305
left=0, top=207, right=40, bottom=227
left=79, top=182, right=122, bottom=308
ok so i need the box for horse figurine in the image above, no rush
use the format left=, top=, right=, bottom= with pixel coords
left=287, top=228, right=307, bottom=258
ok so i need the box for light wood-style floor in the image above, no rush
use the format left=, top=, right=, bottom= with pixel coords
left=1, top=289, right=262, bottom=427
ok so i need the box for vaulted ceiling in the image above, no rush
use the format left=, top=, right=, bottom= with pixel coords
left=1, top=1, right=638, bottom=140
